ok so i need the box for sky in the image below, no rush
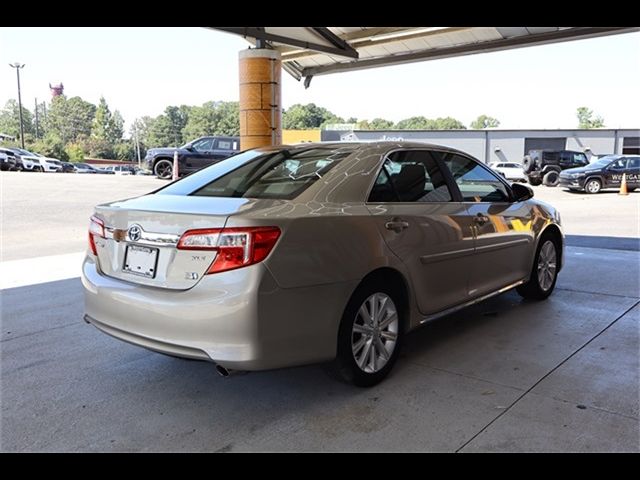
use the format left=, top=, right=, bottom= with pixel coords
left=1, top=27, right=638, bottom=135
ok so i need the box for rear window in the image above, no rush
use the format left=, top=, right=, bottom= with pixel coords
left=192, top=148, right=348, bottom=199
left=158, top=147, right=356, bottom=200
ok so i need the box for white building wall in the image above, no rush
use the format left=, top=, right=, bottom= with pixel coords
left=344, top=129, right=639, bottom=164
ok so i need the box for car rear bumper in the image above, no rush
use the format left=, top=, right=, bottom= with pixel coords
left=82, top=255, right=355, bottom=370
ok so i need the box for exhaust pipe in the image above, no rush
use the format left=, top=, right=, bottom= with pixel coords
left=215, top=364, right=246, bottom=378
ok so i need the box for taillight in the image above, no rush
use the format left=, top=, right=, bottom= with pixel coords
left=177, top=226, right=281, bottom=274
left=88, top=215, right=105, bottom=256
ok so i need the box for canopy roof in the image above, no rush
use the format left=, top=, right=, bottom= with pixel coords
left=210, top=27, right=639, bottom=86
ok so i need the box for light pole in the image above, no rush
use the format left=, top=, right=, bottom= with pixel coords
left=9, top=62, right=26, bottom=149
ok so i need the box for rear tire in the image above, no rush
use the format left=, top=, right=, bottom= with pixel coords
left=523, top=155, right=535, bottom=173
left=542, top=171, right=560, bottom=187
left=154, top=159, right=173, bottom=179
left=329, top=279, right=404, bottom=387
left=585, top=178, right=602, bottom=194
left=528, top=177, right=542, bottom=186
left=516, top=234, right=560, bottom=300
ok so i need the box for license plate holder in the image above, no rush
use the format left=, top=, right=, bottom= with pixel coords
left=123, top=245, right=159, bottom=278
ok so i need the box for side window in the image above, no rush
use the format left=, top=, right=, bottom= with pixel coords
left=217, top=140, right=232, bottom=150
left=192, top=138, right=214, bottom=152
left=627, top=157, right=640, bottom=169
left=368, top=150, right=452, bottom=203
left=609, top=158, right=627, bottom=170
left=445, top=154, right=510, bottom=203
left=574, top=153, right=588, bottom=165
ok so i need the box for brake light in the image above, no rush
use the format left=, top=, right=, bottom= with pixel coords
left=177, top=226, right=281, bottom=274
left=88, top=215, right=105, bottom=256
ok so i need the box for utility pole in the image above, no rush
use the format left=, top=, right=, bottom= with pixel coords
left=34, top=98, right=39, bottom=139
left=9, top=62, right=26, bottom=148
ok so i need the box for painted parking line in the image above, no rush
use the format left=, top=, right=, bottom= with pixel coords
left=0, top=252, right=86, bottom=290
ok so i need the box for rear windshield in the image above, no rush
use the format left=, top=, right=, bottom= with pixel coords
left=157, top=147, right=354, bottom=200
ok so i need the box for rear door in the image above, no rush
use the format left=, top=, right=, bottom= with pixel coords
left=212, top=138, right=237, bottom=161
left=442, top=154, right=534, bottom=297
left=626, top=157, right=640, bottom=187
left=366, top=149, right=474, bottom=314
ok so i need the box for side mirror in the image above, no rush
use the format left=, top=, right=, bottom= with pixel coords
left=185, top=145, right=194, bottom=152
left=511, top=182, right=534, bottom=202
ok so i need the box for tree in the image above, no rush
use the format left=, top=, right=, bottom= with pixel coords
left=395, top=116, right=432, bottom=129
left=470, top=114, right=500, bottom=129
left=577, top=107, right=605, bottom=128
left=369, top=118, right=394, bottom=130
left=29, top=133, right=69, bottom=161
left=431, top=117, right=466, bottom=130
left=88, top=97, right=125, bottom=158
left=0, top=99, right=34, bottom=140
left=282, top=103, right=343, bottom=129
left=182, top=101, right=239, bottom=141
left=47, top=95, right=96, bottom=144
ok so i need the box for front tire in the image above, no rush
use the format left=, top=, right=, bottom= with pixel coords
left=585, top=178, right=602, bottom=194
left=528, top=177, right=542, bottom=186
left=153, top=159, right=173, bottom=179
left=330, top=281, right=404, bottom=387
left=542, top=171, right=560, bottom=187
left=517, top=234, right=560, bottom=300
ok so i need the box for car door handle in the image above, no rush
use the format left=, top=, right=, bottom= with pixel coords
left=474, top=214, right=490, bottom=225
left=385, top=219, right=410, bottom=233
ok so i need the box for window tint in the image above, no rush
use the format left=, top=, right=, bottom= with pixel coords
left=368, top=150, right=452, bottom=203
left=609, top=158, right=627, bottom=170
left=627, top=157, right=640, bottom=169
left=445, top=154, right=510, bottom=202
left=192, top=138, right=214, bottom=151
left=573, top=153, right=588, bottom=165
left=218, top=140, right=232, bottom=150
left=191, top=147, right=349, bottom=200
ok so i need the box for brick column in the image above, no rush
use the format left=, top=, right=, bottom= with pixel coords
left=239, top=49, right=282, bottom=150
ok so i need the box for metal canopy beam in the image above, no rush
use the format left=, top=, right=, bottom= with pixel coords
left=300, top=27, right=639, bottom=77
left=209, top=27, right=359, bottom=59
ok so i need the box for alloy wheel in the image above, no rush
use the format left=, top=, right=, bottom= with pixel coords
left=351, top=293, right=399, bottom=373
left=537, top=240, right=557, bottom=292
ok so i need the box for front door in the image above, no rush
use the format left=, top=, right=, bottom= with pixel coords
left=442, top=154, right=536, bottom=297
left=188, top=137, right=215, bottom=170
left=366, top=149, right=474, bottom=315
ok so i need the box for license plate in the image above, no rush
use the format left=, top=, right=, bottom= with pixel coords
left=123, top=245, right=159, bottom=278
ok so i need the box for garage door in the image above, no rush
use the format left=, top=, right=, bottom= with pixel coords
left=524, top=137, right=566, bottom=155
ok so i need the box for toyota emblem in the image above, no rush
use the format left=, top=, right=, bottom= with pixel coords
left=128, top=224, right=142, bottom=242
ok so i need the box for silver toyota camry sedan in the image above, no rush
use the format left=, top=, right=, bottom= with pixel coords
left=82, top=142, right=563, bottom=386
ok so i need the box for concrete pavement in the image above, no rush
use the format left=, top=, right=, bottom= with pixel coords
left=1, top=171, right=638, bottom=452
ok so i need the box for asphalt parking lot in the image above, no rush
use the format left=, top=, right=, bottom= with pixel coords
left=1, top=171, right=638, bottom=452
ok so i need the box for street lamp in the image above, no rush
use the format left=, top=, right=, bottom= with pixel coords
left=9, top=62, right=26, bottom=149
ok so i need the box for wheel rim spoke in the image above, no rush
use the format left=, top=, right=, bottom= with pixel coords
left=351, top=292, right=399, bottom=374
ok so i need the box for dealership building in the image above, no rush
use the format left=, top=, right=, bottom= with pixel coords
left=330, top=128, right=640, bottom=164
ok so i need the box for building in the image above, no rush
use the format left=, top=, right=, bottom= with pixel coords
left=337, top=128, right=640, bottom=164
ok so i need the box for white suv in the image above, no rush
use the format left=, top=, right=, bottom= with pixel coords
left=489, top=162, right=527, bottom=182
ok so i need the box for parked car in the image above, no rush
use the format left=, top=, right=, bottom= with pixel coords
left=74, top=163, right=114, bottom=174
left=489, top=161, right=527, bottom=182
left=523, top=149, right=589, bottom=186
left=559, top=154, right=640, bottom=193
left=3, top=147, right=36, bottom=171
left=144, top=136, right=241, bottom=179
left=46, top=159, right=75, bottom=173
left=103, top=165, right=136, bottom=175
left=8, top=148, right=62, bottom=172
left=83, top=142, right=564, bottom=387
left=0, top=148, right=19, bottom=171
